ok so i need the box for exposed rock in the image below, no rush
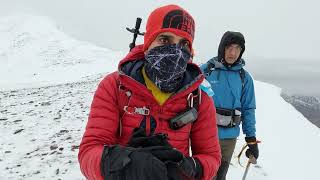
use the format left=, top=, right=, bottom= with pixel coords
left=50, top=145, right=58, bottom=150
left=282, top=93, right=320, bottom=128
left=71, top=145, right=79, bottom=151
left=13, top=129, right=24, bottom=134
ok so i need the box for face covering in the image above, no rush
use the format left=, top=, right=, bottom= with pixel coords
left=144, top=44, right=191, bottom=93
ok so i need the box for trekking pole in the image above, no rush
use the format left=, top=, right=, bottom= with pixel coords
left=126, top=17, right=145, bottom=51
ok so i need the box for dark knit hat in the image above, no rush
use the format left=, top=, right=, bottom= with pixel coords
left=143, top=4, right=195, bottom=52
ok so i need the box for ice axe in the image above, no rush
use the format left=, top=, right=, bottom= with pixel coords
left=237, top=140, right=261, bottom=180
left=126, top=17, right=145, bottom=51
left=242, top=155, right=256, bottom=180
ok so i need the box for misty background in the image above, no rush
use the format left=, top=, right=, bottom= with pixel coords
left=1, top=0, right=320, bottom=98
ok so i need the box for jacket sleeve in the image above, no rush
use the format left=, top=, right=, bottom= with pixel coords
left=78, top=72, right=120, bottom=180
left=241, top=71, right=256, bottom=137
left=191, top=91, right=221, bottom=180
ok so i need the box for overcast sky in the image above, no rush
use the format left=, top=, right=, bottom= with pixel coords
left=1, top=0, right=320, bottom=61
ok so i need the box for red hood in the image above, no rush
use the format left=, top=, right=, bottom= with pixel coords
left=118, top=44, right=145, bottom=70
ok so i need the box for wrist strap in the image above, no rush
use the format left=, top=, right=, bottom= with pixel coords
left=190, top=157, right=197, bottom=169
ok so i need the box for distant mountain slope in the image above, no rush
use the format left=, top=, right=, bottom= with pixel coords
left=282, top=93, right=320, bottom=127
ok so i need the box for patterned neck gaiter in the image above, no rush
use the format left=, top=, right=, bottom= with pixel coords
left=144, top=44, right=191, bottom=93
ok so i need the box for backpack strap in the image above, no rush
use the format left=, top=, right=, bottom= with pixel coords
left=116, top=76, right=132, bottom=137
left=188, top=88, right=201, bottom=111
left=239, top=68, right=246, bottom=103
left=117, top=81, right=132, bottom=117
left=204, top=60, right=245, bottom=90
left=203, top=61, right=215, bottom=77
left=239, top=68, right=245, bottom=89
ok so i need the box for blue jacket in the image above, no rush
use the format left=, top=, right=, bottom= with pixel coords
left=200, top=57, right=256, bottom=139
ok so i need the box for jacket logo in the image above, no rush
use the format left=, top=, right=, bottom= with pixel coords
left=162, top=10, right=195, bottom=39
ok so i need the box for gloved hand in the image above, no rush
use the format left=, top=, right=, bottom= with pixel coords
left=167, top=156, right=203, bottom=180
left=127, top=128, right=203, bottom=179
left=127, top=128, right=183, bottom=162
left=245, top=136, right=259, bottom=159
left=127, top=127, right=171, bottom=148
left=128, top=128, right=202, bottom=180
left=101, top=145, right=168, bottom=180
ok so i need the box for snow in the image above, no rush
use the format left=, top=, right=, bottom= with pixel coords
left=0, top=14, right=124, bottom=91
left=228, top=81, right=320, bottom=179
left=0, top=15, right=319, bottom=180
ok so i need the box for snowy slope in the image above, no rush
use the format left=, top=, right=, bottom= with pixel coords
left=0, top=14, right=124, bottom=90
left=228, top=81, right=320, bottom=179
left=0, top=78, right=99, bottom=180
left=0, top=15, right=319, bottom=180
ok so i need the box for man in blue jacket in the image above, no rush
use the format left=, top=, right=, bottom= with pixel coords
left=200, top=31, right=259, bottom=180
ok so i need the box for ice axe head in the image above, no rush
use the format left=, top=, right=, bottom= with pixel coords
left=248, top=155, right=257, bottom=164
left=126, top=17, right=145, bottom=51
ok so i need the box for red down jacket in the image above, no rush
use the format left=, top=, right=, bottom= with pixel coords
left=78, top=45, right=221, bottom=180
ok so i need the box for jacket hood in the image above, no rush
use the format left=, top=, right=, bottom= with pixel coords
left=209, top=56, right=245, bottom=71
left=118, top=45, right=145, bottom=70
left=218, top=31, right=245, bottom=65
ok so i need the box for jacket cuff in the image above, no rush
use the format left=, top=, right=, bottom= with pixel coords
left=245, top=136, right=256, bottom=143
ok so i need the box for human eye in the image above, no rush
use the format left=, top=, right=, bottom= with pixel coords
left=179, top=40, right=191, bottom=51
left=180, top=40, right=190, bottom=48
left=225, top=45, right=232, bottom=51
left=158, top=36, right=170, bottom=44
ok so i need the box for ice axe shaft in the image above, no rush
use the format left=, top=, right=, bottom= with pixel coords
left=238, top=140, right=260, bottom=180
left=242, top=156, right=256, bottom=180
left=242, top=160, right=251, bottom=180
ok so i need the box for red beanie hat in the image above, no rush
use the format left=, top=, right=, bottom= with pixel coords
left=143, top=4, right=195, bottom=52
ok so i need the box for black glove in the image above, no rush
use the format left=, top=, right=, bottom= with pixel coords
left=245, top=137, right=259, bottom=159
left=127, top=128, right=203, bottom=179
left=101, top=145, right=168, bottom=180
left=128, top=128, right=183, bottom=162
left=127, top=127, right=171, bottom=148
left=167, top=156, right=203, bottom=180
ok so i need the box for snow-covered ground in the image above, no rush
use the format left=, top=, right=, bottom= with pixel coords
left=228, top=81, right=320, bottom=179
left=0, top=15, right=319, bottom=180
left=0, top=77, right=99, bottom=180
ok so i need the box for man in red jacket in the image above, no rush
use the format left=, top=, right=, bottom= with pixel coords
left=78, top=4, right=221, bottom=180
